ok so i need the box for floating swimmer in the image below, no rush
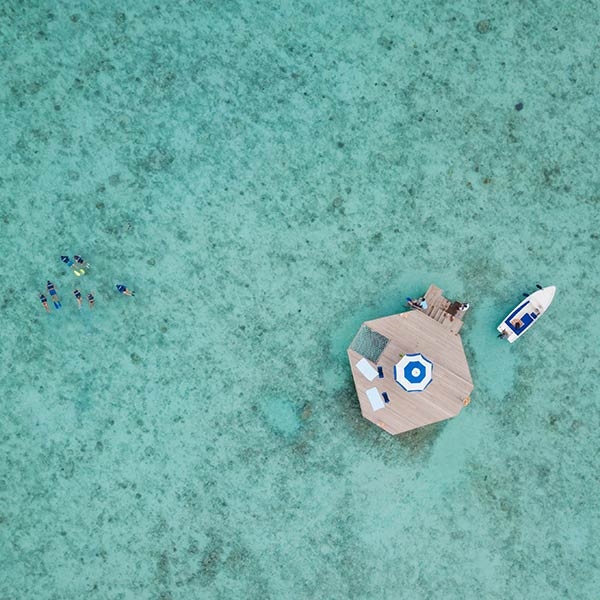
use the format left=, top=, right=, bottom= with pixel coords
left=46, top=281, right=61, bottom=309
left=86, top=291, right=95, bottom=309
left=39, top=293, right=50, bottom=313
left=116, top=284, right=135, bottom=296
left=60, top=255, right=85, bottom=276
left=73, top=289, right=83, bottom=309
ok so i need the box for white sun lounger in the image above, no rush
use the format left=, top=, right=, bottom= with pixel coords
left=356, top=357, right=378, bottom=381
left=366, top=387, right=385, bottom=411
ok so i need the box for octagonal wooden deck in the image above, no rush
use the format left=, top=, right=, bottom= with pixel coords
left=347, top=285, right=473, bottom=434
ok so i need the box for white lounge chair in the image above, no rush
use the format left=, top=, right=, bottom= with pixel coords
left=356, top=357, right=378, bottom=381
left=366, top=387, right=385, bottom=411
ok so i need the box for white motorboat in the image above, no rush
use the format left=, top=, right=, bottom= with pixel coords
left=497, top=285, right=556, bottom=343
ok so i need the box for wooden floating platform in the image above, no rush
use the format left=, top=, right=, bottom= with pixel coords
left=347, top=284, right=473, bottom=435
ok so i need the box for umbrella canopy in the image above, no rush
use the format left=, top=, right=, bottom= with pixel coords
left=394, top=353, right=433, bottom=392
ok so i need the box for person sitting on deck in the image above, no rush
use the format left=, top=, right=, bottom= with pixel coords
left=448, top=301, right=467, bottom=322
left=408, top=296, right=428, bottom=310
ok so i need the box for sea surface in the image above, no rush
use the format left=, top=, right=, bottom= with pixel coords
left=1, top=1, right=599, bottom=599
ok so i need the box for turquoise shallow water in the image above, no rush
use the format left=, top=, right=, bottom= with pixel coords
left=1, top=1, right=599, bottom=598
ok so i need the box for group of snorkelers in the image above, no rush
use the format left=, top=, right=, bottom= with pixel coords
left=40, top=281, right=95, bottom=311
left=39, top=254, right=135, bottom=312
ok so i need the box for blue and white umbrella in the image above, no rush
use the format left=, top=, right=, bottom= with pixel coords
left=394, top=353, right=433, bottom=392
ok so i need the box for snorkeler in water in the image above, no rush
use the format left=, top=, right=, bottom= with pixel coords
left=39, top=293, right=50, bottom=313
left=74, top=255, right=90, bottom=269
left=87, top=291, right=95, bottom=309
left=73, top=289, right=83, bottom=309
left=116, top=284, right=135, bottom=296
left=46, top=281, right=61, bottom=309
